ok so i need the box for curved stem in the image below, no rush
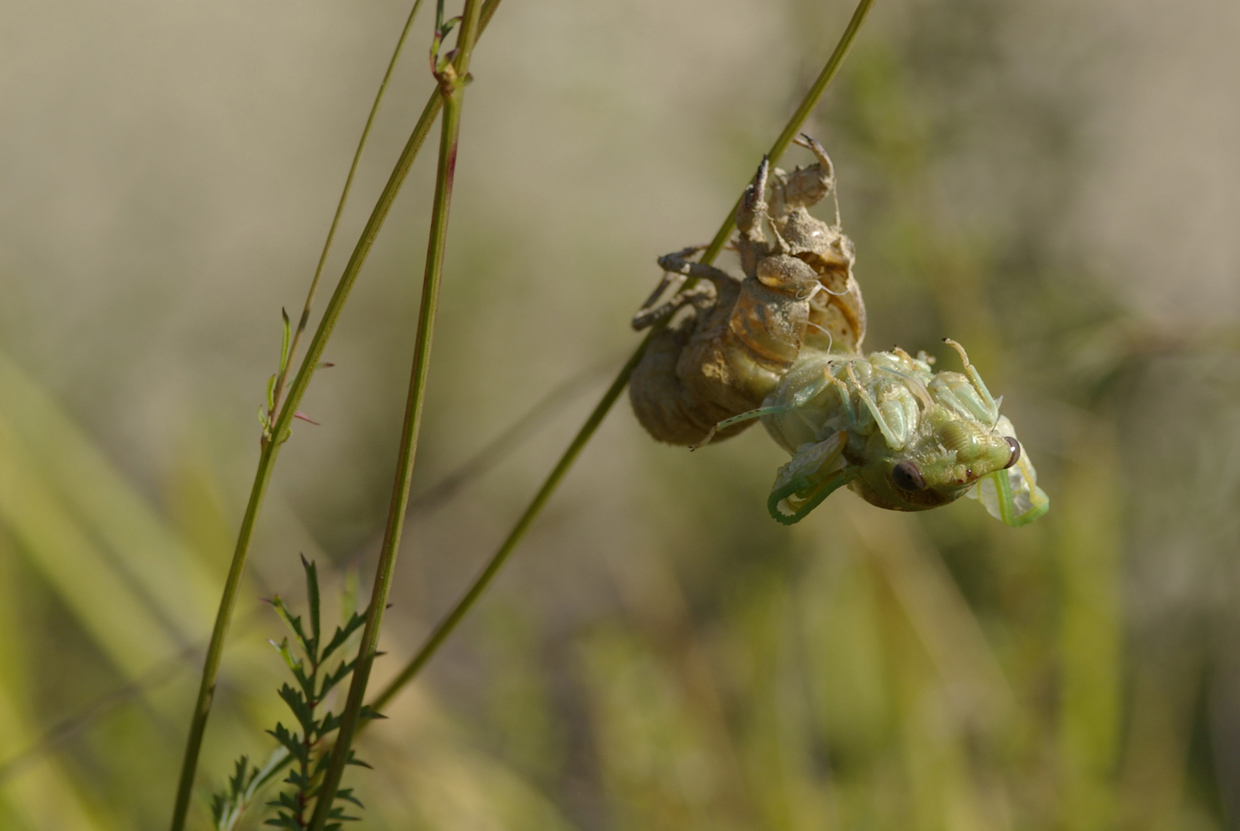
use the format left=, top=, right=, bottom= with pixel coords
left=305, top=1, right=485, bottom=826
left=368, top=0, right=877, bottom=716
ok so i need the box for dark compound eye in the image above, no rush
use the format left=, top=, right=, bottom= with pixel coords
left=1003, top=437, right=1021, bottom=469
left=892, top=460, right=926, bottom=492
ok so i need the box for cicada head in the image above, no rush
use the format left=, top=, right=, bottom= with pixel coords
left=851, top=404, right=1022, bottom=512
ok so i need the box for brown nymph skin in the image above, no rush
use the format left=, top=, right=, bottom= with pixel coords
left=629, top=136, right=866, bottom=445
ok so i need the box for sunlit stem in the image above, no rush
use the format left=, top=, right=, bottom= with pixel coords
left=369, top=343, right=648, bottom=713
left=266, top=0, right=427, bottom=425
left=367, top=0, right=877, bottom=718
left=304, top=1, right=484, bottom=827
left=167, top=2, right=504, bottom=828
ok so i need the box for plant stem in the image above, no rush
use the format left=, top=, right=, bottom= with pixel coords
left=305, top=2, right=484, bottom=826
left=370, top=343, right=648, bottom=712
left=368, top=0, right=877, bottom=715
left=167, top=3, right=504, bottom=828
left=267, top=0, right=426, bottom=424
left=169, top=445, right=278, bottom=831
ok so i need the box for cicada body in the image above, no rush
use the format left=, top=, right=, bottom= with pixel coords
left=759, top=342, right=1049, bottom=526
left=629, top=136, right=865, bottom=446
left=628, top=137, right=1048, bottom=527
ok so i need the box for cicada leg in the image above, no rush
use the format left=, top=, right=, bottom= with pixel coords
left=942, top=338, right=1000, bottom=425
left=771, top=134, right=841, bottom=229
left=630, top=283, right=714, bottom=331
left=631, top=245, right=736, bottom=331
left=689, top=403, right=790, bottom=451
left=767, top=430, right=858, bottom=525
left=734, top=155, right=778, bottom=279
left=973, top=461, right=1050, bottom=526
left=735, top=156, right=771, bottom=240
left=695, top=355, right=846, bottom=450
left=845, top=362, right=909, bottom=450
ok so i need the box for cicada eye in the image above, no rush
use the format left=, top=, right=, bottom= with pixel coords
left=891, top=460, right=926, bottom=492
left=1003, top=437, right=1021, bottom=469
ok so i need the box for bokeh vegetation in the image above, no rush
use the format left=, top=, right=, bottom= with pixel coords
left=2, top=0, right=1238, bottom=828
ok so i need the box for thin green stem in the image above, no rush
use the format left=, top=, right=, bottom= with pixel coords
left=168, top=3, right=504, bottom=828
left=305, top=2, right=484, bottom=827
left=699, top=0, right=877, bottom=267
left=370, top=343, right=647, bottom=712
left=369, top=0, right=877, bottom=715
left=267, top=0, right=426, bottom=423
left=169, top=447, right=277, bottom=831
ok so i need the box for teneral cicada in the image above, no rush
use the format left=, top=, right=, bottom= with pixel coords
left=756, top=341, right=1049, bottom=526
left=629, top=136, right=1048, bottom=527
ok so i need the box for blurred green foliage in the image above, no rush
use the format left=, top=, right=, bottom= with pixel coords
left=2, top=0, right=1239, bottom=828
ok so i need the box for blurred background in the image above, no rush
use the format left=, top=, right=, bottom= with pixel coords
left=2, top=0, right=1239, bottom=827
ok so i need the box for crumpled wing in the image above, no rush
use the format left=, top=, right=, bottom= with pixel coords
left=967, top=416, right=1050, bottom=527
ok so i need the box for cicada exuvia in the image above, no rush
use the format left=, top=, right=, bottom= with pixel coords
left=628, top=135, right=865, bottom=446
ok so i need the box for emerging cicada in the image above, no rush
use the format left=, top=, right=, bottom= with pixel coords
left=757, top=341, right=1049, bottom=526
left=629, top=136, right=1048, bottom=527
left=628, top=136, right=865, bottom=446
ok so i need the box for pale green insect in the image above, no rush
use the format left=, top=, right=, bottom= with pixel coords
left=749, top=339, right=1048, bottom=526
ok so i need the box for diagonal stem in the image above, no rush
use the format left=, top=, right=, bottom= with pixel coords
left=369, top=343, right=648, bottom=712
left=267, top=0, right=427, bottom=425
left=368, top=0, right=877, bottom=716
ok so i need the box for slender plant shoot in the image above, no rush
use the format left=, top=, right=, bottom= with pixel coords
left=168, top=2, right=505, bottom=827
left=306, top=1, right=486, bottom=826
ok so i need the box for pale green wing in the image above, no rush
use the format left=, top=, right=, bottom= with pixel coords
left=768, top=431, right=858, bottom=525
left=967, top=417, right=1049, bottom=527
